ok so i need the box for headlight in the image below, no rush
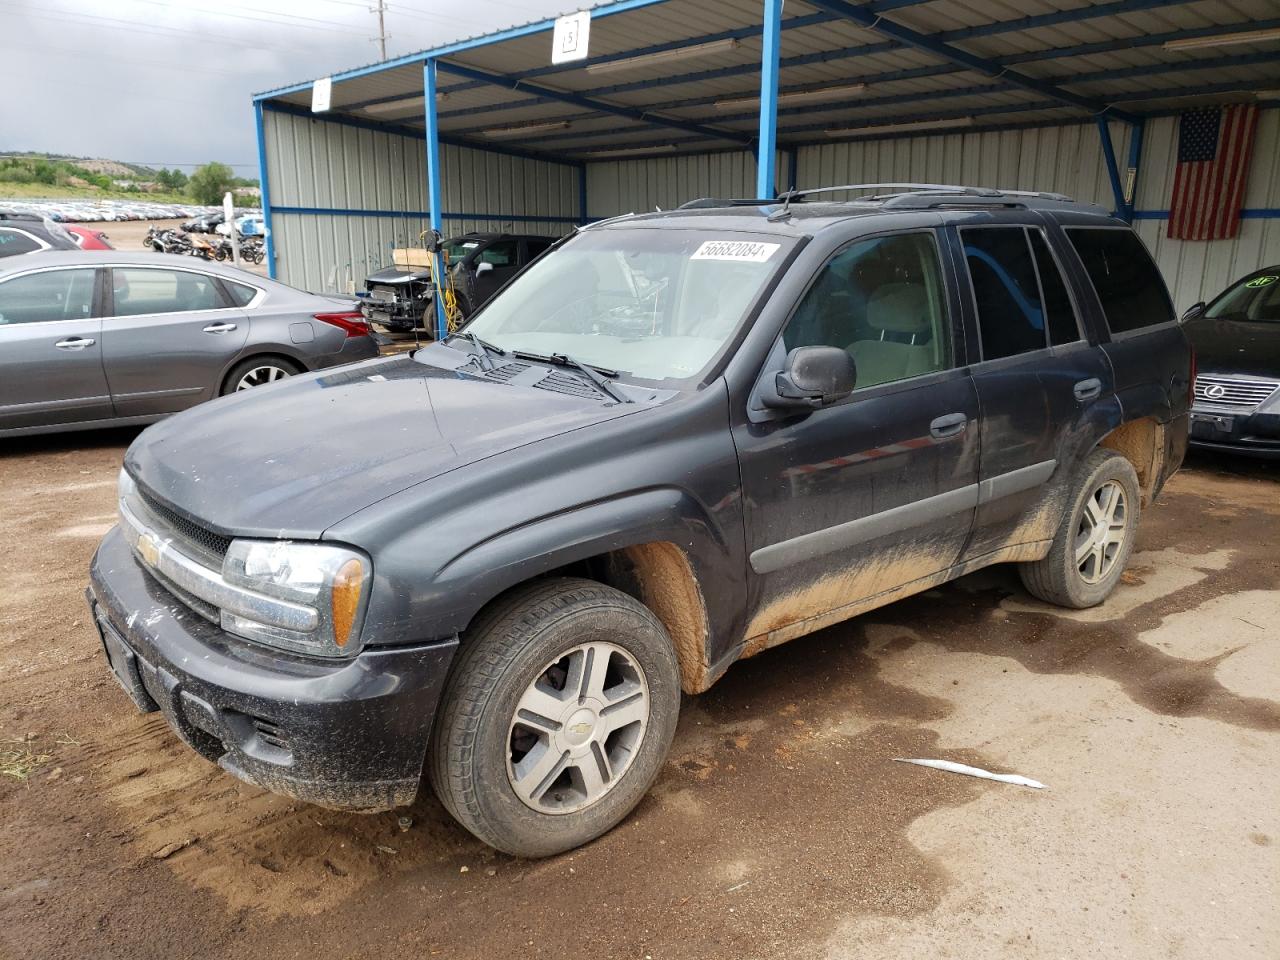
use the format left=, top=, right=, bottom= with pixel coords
left=222, top=540, right=371, bottom=658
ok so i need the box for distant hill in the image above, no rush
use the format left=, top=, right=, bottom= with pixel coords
left=0, top=152, right=256, bottom=202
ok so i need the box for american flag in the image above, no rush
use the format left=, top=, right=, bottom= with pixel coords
left=1168, top=104, right=1259, bottom=241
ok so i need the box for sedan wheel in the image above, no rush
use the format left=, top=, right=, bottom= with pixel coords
left=235, top=364, right=292, bottom=391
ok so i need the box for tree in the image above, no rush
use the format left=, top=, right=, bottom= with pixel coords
left=155, top=167, right=188, bottom=191
left=188, top=162, right=235, bottom=205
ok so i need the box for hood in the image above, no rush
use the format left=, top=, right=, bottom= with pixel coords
left=366, top=266, right=429, bottom=285
left=1184, top=317, right=1280, bottom=376
left=125, top=351, right=641, bottom=540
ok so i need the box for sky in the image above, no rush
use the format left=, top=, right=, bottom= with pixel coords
left=1, top=0, right=583, bottom=174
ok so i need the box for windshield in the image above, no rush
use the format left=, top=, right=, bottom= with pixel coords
left=461, top=228, right=793, bottom=381
left=1205, top=272, right=1280, bottom=322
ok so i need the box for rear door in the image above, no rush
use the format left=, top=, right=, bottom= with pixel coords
left=101, top=265, right=249, bottom=417
left=471, top=238, right=521, bottom=305
left=733, top=229, right=980, bottom=648
left=946, top=220, right=1113, bottom=561
left=0, top=266, right=112, bottom=431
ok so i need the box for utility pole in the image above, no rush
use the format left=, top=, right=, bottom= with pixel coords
left=372, top=0, right=387, bottom=60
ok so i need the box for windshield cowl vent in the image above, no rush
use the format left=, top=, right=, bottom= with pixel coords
left=479, top=359, right=612, bottom=401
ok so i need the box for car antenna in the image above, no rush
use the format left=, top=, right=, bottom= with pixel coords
left=768, top=186, right=798, bottom=222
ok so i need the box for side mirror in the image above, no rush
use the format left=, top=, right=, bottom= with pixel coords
left=1181, top=301, right=1206, bottom=321
left=475, top=261, right=494, bottom=276
left=762, top=346, right=856, bottom=410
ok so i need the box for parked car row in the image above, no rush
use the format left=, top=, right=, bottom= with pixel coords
left=1, top=198, right=220, bottom=223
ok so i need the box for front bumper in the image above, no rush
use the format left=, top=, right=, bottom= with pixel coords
left=88, top=526, right=457, bottom=811
left=1189, top=405, right=1280, bottom=459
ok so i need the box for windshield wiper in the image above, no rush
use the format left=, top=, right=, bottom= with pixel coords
left=514, top=351, right=634, bottom=404
left=451, top=331, right=505, bottom=370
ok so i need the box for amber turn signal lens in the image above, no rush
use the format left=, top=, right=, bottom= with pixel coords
left=331, top=558, right=365, bottom=648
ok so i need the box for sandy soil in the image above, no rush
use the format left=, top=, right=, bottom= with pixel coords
left=71, top=219, right=268, bottom=278
left=0, top=436, right=1275, bottom=960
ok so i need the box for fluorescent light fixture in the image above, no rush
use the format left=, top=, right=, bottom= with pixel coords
left=481, top=120, right=571, bottom=139
left=580, top=144, right=679, bottom=159
left=1163, top=27, right=1280, bottom=50
left=585, top=38, right=739, bottom=75
left=824, top=116, right=975, bottom=137
left=364, top=95, right=428, bottom=115
left=715, top=82, right=868, bottom=111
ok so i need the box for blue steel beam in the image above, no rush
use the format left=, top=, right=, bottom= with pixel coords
left=804, top=0, right=1137, bottom=121
left=428, top=0, right=1201, bottom=124
left=1096, top=118, right=1126, bottom=217
left=757, top=0, right=783, bottom=198
left=253, top=100, right=278, bottom=280
left=423, top=59, right=447, bottom=340
left=432, top=60, right=752, bottom=147
left=1123, top=118, right=1146, bottom=222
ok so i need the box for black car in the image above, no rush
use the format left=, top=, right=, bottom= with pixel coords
left=182, top=212, right=224, bottom=234
left=0, top=211, right=80, bottom=257
left=1182, top=267, right=1280, bottom=458
left=361, top=232, right=556, bottom=332
left=89, top=185, right=1190, bottom=857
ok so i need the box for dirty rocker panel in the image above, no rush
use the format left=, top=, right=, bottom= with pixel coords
left=750, top=460, right=1056, bottom=574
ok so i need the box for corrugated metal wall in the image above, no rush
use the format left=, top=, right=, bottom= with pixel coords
left=1135, top=110, right=1280, bottom=312
left=585, top=151, right=767, bottom=218
left=794, top=121, right=1132, bottom=211
left=262, top=108, right=580, bottom=292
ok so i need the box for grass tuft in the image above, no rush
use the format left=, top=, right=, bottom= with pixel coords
left=0, top=738, right=52, bottom=783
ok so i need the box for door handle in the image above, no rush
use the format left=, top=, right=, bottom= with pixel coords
left=55, top=337, right=96, bottom=350
left=202, top=322, right=238, bottom=333
left=929, top=412, right=968, bottom=440
left=1074, top=377, right=1103, bottom=401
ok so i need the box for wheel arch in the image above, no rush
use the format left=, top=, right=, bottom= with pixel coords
left=217, top=349, right=307, bottom=395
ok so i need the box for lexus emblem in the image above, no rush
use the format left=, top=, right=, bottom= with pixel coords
left=1204, top=384, right=1227, bottom=399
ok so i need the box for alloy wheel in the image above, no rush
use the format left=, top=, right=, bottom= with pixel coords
left=1074, top=479, right=1127, bottom=584
left=507, top=641, right=649, bottom=815
left=235, top=365, right=292, bottom=391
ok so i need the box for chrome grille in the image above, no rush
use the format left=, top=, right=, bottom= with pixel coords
left=1193, top=375, right=1279, bottom=410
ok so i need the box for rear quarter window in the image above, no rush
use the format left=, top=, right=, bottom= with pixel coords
left=1066, top=228, right=1174, bottom=335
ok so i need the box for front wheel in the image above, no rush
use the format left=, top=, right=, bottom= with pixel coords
left=429, top=578, right=681, bottom=857
left=1018, top=449, right=1141, bottom=608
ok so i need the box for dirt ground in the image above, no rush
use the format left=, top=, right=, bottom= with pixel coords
left=0, top=434, right=1276, bottom=960
left=73, top=219, right=268, bottom=278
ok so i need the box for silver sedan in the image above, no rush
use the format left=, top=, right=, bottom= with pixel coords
left=0, top=251, right=379, bottom=437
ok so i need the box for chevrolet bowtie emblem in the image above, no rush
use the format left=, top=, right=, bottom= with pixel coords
left=137, top=531, right=161, bottom=567
left=568, top=722, right=593, bottom=736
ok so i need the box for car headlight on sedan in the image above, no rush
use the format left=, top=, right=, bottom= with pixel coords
left=222, top=539, right=371, bottom=658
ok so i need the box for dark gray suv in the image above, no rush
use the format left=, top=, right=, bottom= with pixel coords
left=88, top=185, right=1191, bottom=857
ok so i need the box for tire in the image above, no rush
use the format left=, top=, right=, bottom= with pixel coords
left=220, top=356, right=301, bottom=395
left=1018, top=449, right=1141, bottom=608
left=429, top=577, right=681, bottom=858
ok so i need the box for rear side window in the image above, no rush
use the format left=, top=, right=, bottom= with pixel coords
left=111, top=268, right=224, bottom=317
left=1066, top=228, right=1173, bottom=334
left=0, top=268, right=97, bottom=324
left=223, top=280, right=258, bottom=307
left=961, top=227, right=1046, bottom=360
left=1027, top=231, right=1081, bottom=345
left=0, top=228, right=45, bottom=257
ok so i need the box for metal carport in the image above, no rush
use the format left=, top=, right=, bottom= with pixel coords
left=252, top=0, right=1280, bottom=333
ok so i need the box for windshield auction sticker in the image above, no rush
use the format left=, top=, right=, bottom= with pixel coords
left=691, top=240, right=781, bottom=262
left=1245, top=275, right=1277, bottom=288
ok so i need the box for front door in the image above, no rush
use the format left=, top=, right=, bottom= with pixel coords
left=0, top=266, right=112, bottom=431
left=102, top=266, right=249, bottom=417
left=733, top=230, right=980, bottom=652
left=471, top=238, right=521, bottom=306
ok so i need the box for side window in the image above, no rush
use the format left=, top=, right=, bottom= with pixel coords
left=0, top=269, right=97, bottom=325
left=478, top=240, right=518, bottom=267
left=111, top=268, right=224, bottom=317
left=223, top=280, right=258, bottom=307
left=1027, top=230, right=1082, bottom=345
left=1066, top=228, right=1174, bottom=334
left=782, top=232, right=951, bottom=390
left=961, top=227, right=1047, bottom=360
left=0, top=228, right=45, bottom=258
left=526, top=239, right=554, bottom=262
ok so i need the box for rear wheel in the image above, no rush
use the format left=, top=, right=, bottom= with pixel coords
left=429, top=578, right=681, bottom=857
left=1018, top=449, right=1140, bottom=608
left=221, top=356, right=301, bottom=395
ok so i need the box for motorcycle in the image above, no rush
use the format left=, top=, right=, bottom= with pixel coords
left=240, top=237, right=265, bottom=265
left=189, top=235, right=217, bottom=260
left=144, top=225, right=191, bottom=255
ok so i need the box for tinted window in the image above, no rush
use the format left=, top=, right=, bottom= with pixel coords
left=1067, top=228, right=1174, bottom=334
left=1206, top=272, right=1280, bottom=322
left=962, top=227, right=1046, bottom=360
left=1028, top=230, right=1081, bottom=345
left=0, top=269, right=97, bottom=324
left=0, top=229, right=44, bottom=257
left=224, top=280, right=257, bottom=307
left=111, top=268, right=223, bottom=317
left=784, top=232, right=951, bottom=389
left=526, top=239, right=555, bottom=260
left=478, top=240, right=518, bottom=267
